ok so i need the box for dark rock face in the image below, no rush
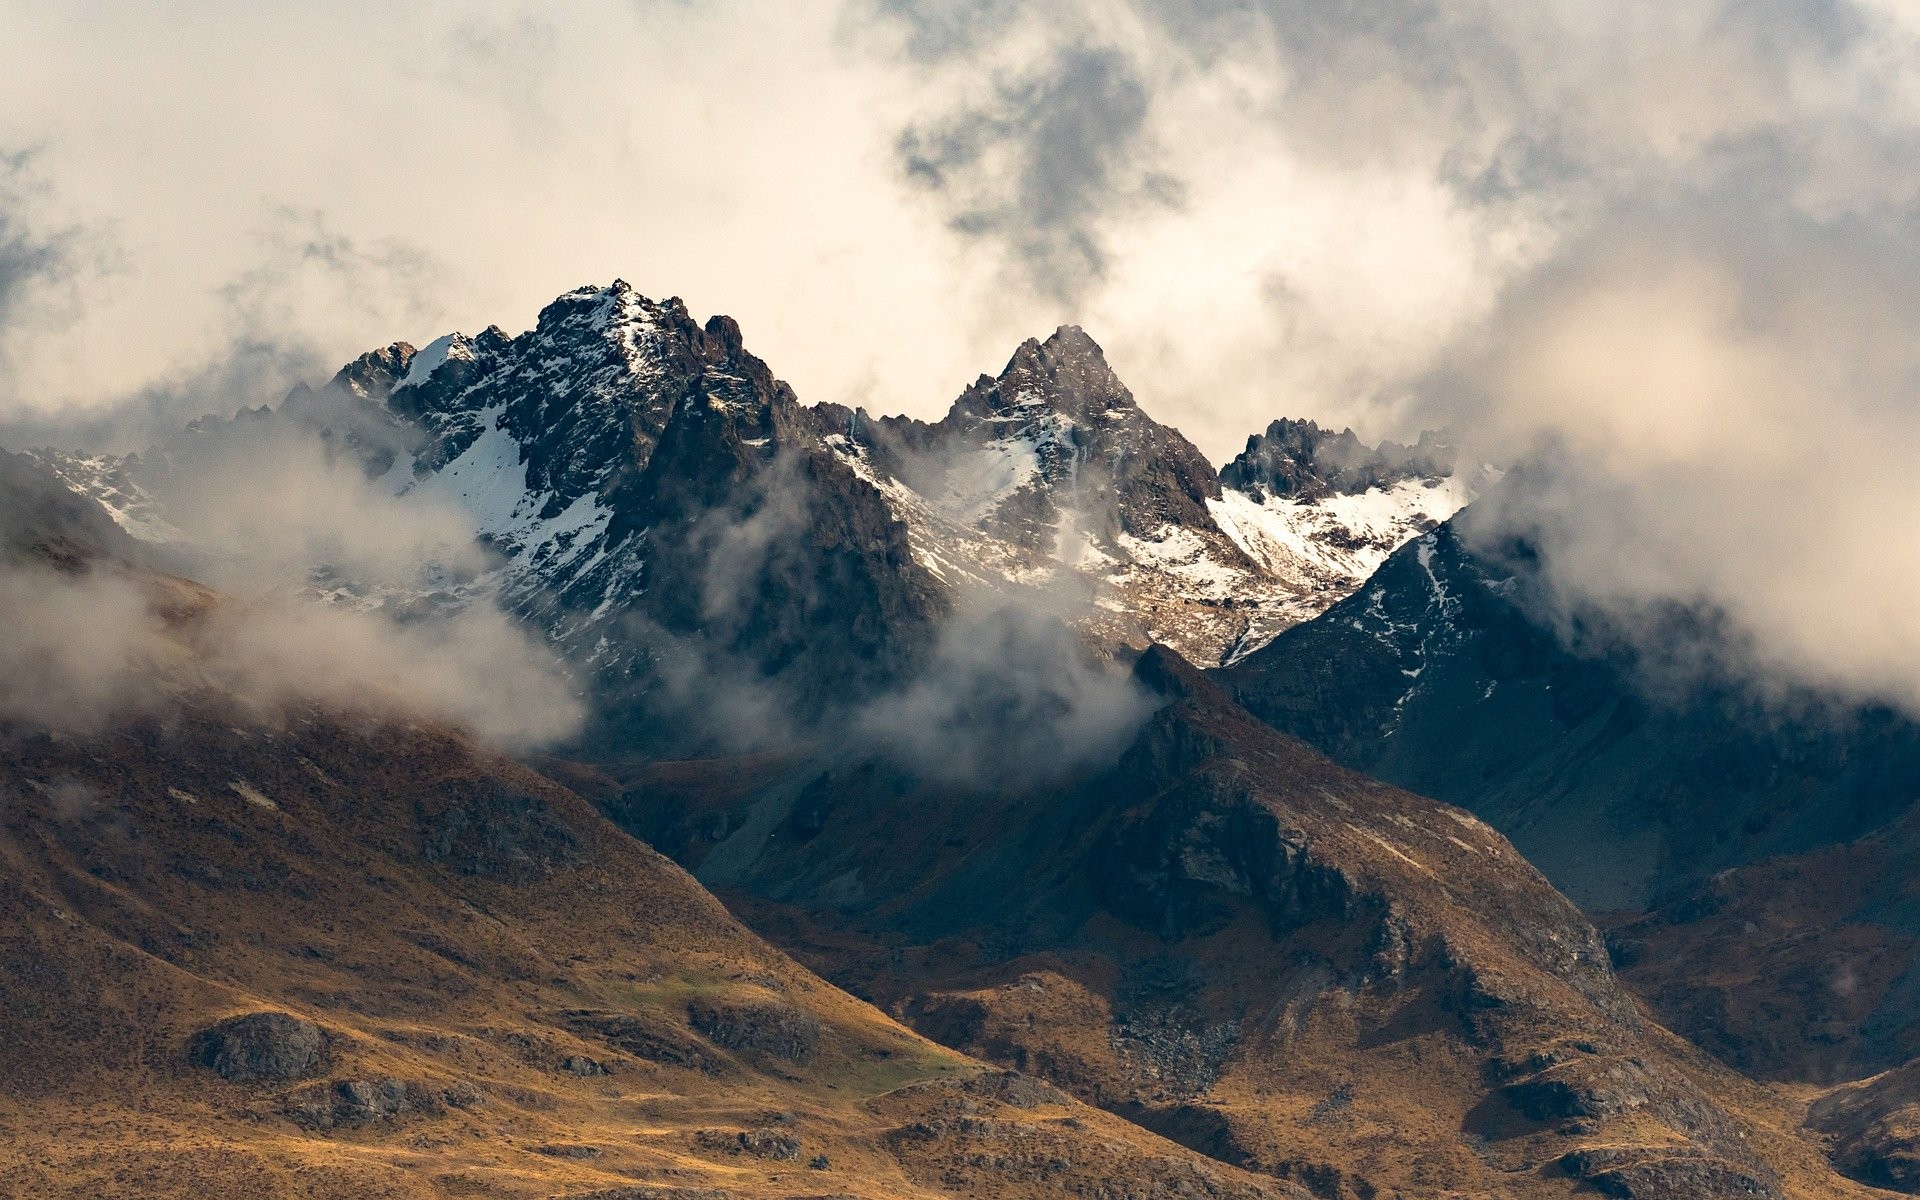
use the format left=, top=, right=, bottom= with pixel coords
left=326, top=341, right=416, bottom=404
left=1221, top=515, right=1920, bottom=1081
left=1219, top=419, right=1454, bottom=503
left=188, top=1011, right=323, bottom=1083
left=1105, top=649, right=1629, bottom=1022
left=382, top=283, right=948, bottom=752
left=420, top=781, right=582, bottom=882
left=1093, top=752, right=1367, bottom=944
left=687, top=997, right=821, bottom=1064
left=1223, top=521, right=1920, bottom=914
left=282, top=1076, right=457, bottom=1130
left=1561, top=1147, right=1779, bottom=1199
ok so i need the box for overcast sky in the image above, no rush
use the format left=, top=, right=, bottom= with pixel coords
left=1, top=0, right=1908, bottom=459
left=8, top=1, right=1920, bottom=706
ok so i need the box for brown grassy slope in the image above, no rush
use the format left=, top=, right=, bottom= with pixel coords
left=597, top=648, right=1891, bottom=1200
left=0, top=698, right=1325, bottom=1200
left=1601, top=808, right=1920, bottom=1085
left=1602, top=826, right=1920, bottom=1194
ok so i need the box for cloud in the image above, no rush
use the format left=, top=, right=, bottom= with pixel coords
left=0, top=149, right=93, bottom=382
left=0, top=556, right=582, bottom=748
left=861, top=0, right=1920, bottom=716
left=0, top=153, right=63, bottom=320
left=851, top=598, right=1157, bottom=788
left=0, top=406, right=583, bottom=749
left=0, top=562, right=160, bottom=732
left=0, top=206, right=446, bottom=455
left=896, top=41, right=1175, bottom=300
left=1446, top=188, right=1920, bottom=712
left=0, top=3, right=1010, bottom=444
left=135, top=406, right=469, bottom=598
left=200, top=590, right=585, bottom=749
left=850, top=0, right=1920, bottom=451
left=633, top=573, right=1158, bottom=786
left=137, top=405, right=585, bottom=746
left=5, top=0, right=1920, bottom=459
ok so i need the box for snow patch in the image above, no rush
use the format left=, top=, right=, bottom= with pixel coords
left=397, top=332, right=463, bottom=392
left=1210, top=476, right=1471, bottom=584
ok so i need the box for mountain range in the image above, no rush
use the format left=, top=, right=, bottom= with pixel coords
left=38, top=282, right=1467, bottom=696
left=7, top=281, right=1920, bottom=1198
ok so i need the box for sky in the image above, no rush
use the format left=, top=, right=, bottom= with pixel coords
left=8, top=1, right=1920, bottom=709
left=0, top=0, right=1904, bottom=461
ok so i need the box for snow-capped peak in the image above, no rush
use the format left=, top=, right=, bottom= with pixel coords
left=396, top=332, right=474, bottom=393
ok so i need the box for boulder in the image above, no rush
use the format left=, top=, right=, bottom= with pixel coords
left=687, top=998, right=820, bottom=1064
left=188, top=1011, right=322, bottom=1083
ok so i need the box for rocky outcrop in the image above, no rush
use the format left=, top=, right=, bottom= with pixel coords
left=693, top=1127, right=802, bottom=1161
left=419, top=780, right=583, bottom=882
left=687, top=996, right=821, bottom=1064
left=1561, top=1146, right=1779, bottom=1199
left=1219, top=419, right=1454, bottom=502
left=188, top=1011, right=323, bottom=1083
left=282, top=1075, right=479, bottom=1130
left=554, top=1008, right=722, bottom=1073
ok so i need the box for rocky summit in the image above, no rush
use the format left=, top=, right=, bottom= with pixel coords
left=8, top=283, right=1918, bottom=1199
left=827, top=327, right=1475, bottom=664
left=40, top=286, right=1469, bottom=701
left=1219, top=418, right=1456, bottom=503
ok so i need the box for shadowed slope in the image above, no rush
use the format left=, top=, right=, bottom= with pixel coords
left=596, top=647, right=1866, bottom=1199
